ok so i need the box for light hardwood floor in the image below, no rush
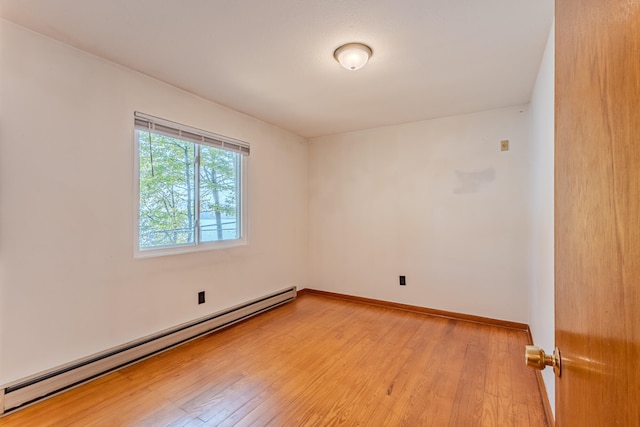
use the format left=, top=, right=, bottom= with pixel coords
left=0, top=294, right=547, bottom=426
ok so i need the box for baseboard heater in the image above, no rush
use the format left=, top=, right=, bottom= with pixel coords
left=0, top=286, right=297, bottom=416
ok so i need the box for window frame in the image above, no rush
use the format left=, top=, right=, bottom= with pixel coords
left=133, top=112, right=249, bottom=258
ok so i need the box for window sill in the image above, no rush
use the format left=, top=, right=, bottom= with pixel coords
left=134, top=237, right=247, bottom=259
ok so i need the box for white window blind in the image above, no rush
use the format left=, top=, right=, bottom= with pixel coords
left=134, top=111, right=250, bottom=155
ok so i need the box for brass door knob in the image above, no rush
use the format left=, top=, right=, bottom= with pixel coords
left=525, top=345, right=561, bottom=377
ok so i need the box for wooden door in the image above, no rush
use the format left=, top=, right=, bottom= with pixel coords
left=555, top=0, right=640, bottom=425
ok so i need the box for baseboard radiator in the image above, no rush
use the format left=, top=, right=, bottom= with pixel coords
left=0, top=286, right=297, bottom=415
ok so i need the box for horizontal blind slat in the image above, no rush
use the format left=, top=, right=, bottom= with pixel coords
left=134, top=111, right=250, bottom=155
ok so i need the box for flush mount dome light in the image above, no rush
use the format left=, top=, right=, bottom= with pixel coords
left=334, top=42, right=373, bottom=71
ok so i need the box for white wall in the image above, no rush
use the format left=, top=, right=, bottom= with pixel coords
left=0, top=20, right=307, bottom=385
left=307, top=106, right=531, bottom=322
left=528, top=24, right=555, bottom=414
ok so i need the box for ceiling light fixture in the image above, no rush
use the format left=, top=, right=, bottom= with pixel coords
left=334, top=43, right=373, bottom=71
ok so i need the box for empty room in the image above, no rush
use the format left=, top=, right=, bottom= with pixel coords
left=1, top=1, right=638, bottom=426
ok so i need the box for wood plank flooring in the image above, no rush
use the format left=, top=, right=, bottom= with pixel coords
left=0, top=294, right=548, bottom=426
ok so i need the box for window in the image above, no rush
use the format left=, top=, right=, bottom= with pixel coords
left=134, top=112, right=249, bottom=256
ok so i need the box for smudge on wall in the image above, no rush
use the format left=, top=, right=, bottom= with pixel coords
left=454, top=168, right=496, bottom=194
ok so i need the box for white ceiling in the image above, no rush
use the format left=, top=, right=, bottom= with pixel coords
left=0, top=0, right=554, bottom=138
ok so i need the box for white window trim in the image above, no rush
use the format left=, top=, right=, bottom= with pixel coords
left=133, top=113, right=250, bottom=258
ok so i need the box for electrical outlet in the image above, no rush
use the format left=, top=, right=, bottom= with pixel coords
left=501, top=139, right=509, bottom=151
left=399, top=276, right=406, bottom=286
left=198, top=291, right=205, bottom=304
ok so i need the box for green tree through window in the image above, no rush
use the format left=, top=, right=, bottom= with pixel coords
left=200, top=145, right=240, bottom=242
left=137, top=129, right=242, bottom=251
